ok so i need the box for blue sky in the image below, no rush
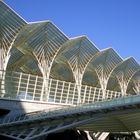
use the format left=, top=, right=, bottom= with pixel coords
left=5, top=0, right=140, bottom=63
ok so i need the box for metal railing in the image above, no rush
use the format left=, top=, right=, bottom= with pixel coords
left=0, top=70, right=122, bottom=105
left=0, top=93, right=139, bottom=126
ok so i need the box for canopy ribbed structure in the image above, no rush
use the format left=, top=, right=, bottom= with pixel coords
left=0, top=1, right=140, bottom=99
left=0, top=2, right=26, bottom=70
left=54, top=36, right=99, bottom=102
left=127, top=69, right=140, bottom=94
left=107, top=57, right=140, bottom=95
left=84, top=48, right=123, bottom=99
left=1, top=1, right=140, bottom=139
left=7, top=22, right=68, bottom=76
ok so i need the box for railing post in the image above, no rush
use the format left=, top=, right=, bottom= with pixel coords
left=97, top=88, right=101, bottom=101
left=93, top=87, right=97, bottom=102
left=105, top=90, right=109, bottom=99
left=33, top=75, right=38, bottom=100
left=44, top=77, right=50, bottom=101
left=110, top=90, right=113, bottom=99
left=25, top=74, right=30, bottom=100
left=54, top=80, right=59, bottom=103
left=66, top=82, right=71, bottom=104
left=40, top=76, right=45, bottom=101
left=0, top=70, right=125, bottom=104
left=87, top=87, right=92, bottom=103
left=83, top=85, right=87, bottom=103
left=60, top=81, right=65, bottom=104
left=47, top=79, right=52, bottom=102
left=72, top=83, right=77, bottom=105
left=16, top=72, right=22, bottom=97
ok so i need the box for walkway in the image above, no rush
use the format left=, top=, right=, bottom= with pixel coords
left=0, top=94, right=140, bottom=139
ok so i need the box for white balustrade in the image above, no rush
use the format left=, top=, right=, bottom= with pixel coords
left=0, top=70, right=122, bottom=105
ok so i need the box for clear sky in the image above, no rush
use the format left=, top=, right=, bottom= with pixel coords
left=4, top=0, right=140, bottom=63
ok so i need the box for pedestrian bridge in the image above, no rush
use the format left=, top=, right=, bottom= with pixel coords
left=0, top=70, right=123, bottom=106
left=0, top=1, right=140, bottom=139
left=0, top=91, right=140, bottom=140
left=0, top=71, right=140, bottom=140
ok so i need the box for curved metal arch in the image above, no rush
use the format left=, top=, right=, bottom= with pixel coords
left=127, top=69, right=140, bottom=94
left=55, top=36, right=99, bottom=83
left=54, top=36, right=99, bottom=103
left=32, top=21, right=69, bottom=80
left=5, top=21, right=69, bottom=101
left=51, top=46, right=75, bottom=82
left=83, top=48, right=122, bottom=98
left=6, top=21, right=69, bottom=101
left=7, top=22, right=50, bottom=73
left=0, top=1, right=26, bottom=70
left=51, top=38, right=86, bottom=83
left=107, top=57, right=140, bottom=96
left=7, top=21, right=69, bottom=78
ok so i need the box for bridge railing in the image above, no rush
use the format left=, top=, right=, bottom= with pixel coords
left=0, top=70, right=122, bottom=105
left=0, top=93, right=139, bottom=126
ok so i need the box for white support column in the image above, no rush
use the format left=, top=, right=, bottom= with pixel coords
left=47, top=78, right=52, bottom=102
left=40, top=75, right=45, bottom=101
left=116, top=72, right=127, bottom=96
left=72, top=83, right=77, bottom=105
left=77, top=83, right=81, bottom=104
left=97, top=88, right=101, bottom=101
left=133, top=80, right=140, bottom=94
left=73, top=69, right=83, bottom=104
left=95, top=65, right=108, bottom=100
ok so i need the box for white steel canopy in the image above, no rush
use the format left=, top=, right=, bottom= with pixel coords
left=53, top=36, right=99, bottom=102
left=54, top=36, right=99, bottom=82
left=0, top=1, right=26, bottom=70
left=0, top=0, right=140, bottom=101
left=107, top=57, right=140, bottom=95
left=7, top=21, right=68, bottom=77
left=127, top=69, right=140, bottom=94
left=83, top=48, right=123, bottom=98
left=1, top=2, right=140, bottom=138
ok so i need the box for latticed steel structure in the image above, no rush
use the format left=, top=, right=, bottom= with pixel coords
left=0, top=1, right=140, bottom=140
left=0, top=1, right=140, bottom=103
